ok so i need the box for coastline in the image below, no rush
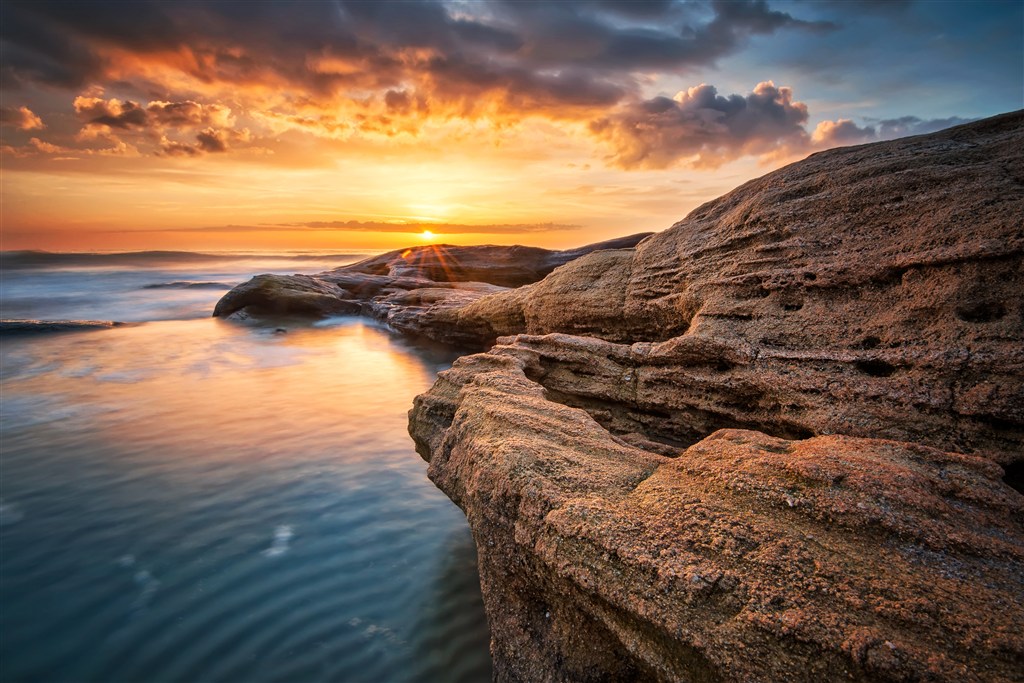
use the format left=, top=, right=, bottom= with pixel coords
left=215, top=112, right=1024, bottom=682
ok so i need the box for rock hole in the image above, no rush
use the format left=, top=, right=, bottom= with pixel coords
left=854, top=359, right=897, bottom=377
left=802, top=272, right=817, bottom=281
left=955, top=301, right=1007, bottom=323
left=782, top=302, right=803, bottom=312
left=858, top=336, right=881, bottom=350
left=1003, top=460, right=1024, bottom=495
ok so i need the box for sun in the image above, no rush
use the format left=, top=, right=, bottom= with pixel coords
left=421, top=230, right=435, bottom=240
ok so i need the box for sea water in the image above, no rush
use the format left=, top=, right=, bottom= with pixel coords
left=0, top=251, right=492, bottom=682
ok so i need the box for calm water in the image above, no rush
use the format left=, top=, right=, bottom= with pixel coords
left=0, top=252, right=492, bottom=682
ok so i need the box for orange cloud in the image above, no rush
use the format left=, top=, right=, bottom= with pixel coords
left=0, top=105, right=45, bottom=130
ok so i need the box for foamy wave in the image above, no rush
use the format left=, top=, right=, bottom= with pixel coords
left=142, top=281, right=234, bottom=290
left=262, top=525, right=295, bottom=557
left=0, top=500, right=25, bottom=526
left=0, top=250, right=367, bottom=271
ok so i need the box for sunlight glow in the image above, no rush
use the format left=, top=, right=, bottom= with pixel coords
left=421, top=230, right=435, bottom=240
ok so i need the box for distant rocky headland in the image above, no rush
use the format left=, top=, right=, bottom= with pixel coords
left=215, top=111, right=1024, bottom=682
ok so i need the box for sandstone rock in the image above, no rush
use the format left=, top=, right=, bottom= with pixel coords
left=446, top=112, right=1024, bottom=464
left=408, top=113, right=1024, bottom=682
left=410, top=337, right=1024, bottom=682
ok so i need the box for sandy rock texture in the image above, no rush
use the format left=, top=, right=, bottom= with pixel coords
left=409, top=112, right=1024, bottom=681
left=410, top=342, right=1023, bottom=682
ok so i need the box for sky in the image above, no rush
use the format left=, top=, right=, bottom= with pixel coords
left=1, top=0, right=1021, bottom=252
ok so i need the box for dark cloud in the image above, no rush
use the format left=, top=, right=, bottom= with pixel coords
left=195, top=128, right=229, bottom=153
left=875, top=115, right=976, bottom=138
left=73, top=96, right=148, bottom=129
left=1, top=0, right=834, bottom=116
left=158, top=137, right=201, bottom=157
left=813, top=0, right=913, bottom=15
left=0, top=0, right=987, bottom=171
left=590, top=81, right=810, bottom=168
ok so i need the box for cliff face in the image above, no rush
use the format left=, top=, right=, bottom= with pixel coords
left=408, top=113, right=1024, bottom=681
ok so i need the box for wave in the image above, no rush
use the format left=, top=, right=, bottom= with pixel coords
left=142, top=281, right=234, bottom=290
left=0, top=319, right=127, bottom=335
left=0, top=250, right=368, bottom=271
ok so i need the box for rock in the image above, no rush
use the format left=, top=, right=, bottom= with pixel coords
left=212, top=273, right=361, bottom=319
left=408, top=113, right=1024, bottom=682
left=410, top=337, right=1024, bottom=683
left=344, top=234, right=650, bottom=288
left=443, top=112, right=1024, bottom=464
left=212, top=234, right=653, bottom=346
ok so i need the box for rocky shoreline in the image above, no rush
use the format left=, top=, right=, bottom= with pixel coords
left=216, top=112, right=1024, bottom=681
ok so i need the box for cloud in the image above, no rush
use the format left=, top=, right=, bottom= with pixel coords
left=588, top=81, right=982, bottom=169
left=147, top=101, right=235, bottom=129
left=73, top=95, right=148, bottom=129
left=590, top=81, right=810, bottom=168
left=809, top=115, right=977, bottom=149
left=1, top=0, right=835, bottom=120
left=74, top=94, right=235, bottom=131
left=875, top=115, right=976, bottom=138
left=156, top=220, right=581, bottom=235
left=195, top=128, right=229, bottom=153
left=0, top=1, right=985, bottom=172
left=71, top=92, right=246, bottom=156
left=0, top=105, right=45, bottom=130
left=811, top=118, right=875, bottom=146
left=1, top=135, right=138, bottom=158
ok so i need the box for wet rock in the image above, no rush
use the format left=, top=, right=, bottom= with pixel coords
left=212, top=234, right=652, bottom=346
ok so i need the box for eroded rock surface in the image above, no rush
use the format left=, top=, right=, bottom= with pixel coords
left=408, top=113, right=1024, bottom=682
left=410, top=343, right=1023, bottom=682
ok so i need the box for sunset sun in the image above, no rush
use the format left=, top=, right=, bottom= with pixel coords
left=421, top=230, right=435, bottom=240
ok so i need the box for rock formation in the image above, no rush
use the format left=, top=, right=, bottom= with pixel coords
left=213, top=234, right=651, bottom=347
left=408, top=112, right=1024, bottom=681
left=410, top=340, right=1023, bottom=682
left=216, top=112, right=1024, bottom=681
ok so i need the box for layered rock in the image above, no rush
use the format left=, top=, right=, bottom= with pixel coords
left=410, top=341, right=1023, bottom=682
left=408, top=112, right=1024, bottom=681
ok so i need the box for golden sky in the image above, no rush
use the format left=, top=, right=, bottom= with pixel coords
left=1, top=1, right=1020, bottom=252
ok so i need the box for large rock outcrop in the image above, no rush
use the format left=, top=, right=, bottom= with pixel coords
left=408, top=112, right=1024, bottom=681
left=410, top=340, right=1023, bottom=682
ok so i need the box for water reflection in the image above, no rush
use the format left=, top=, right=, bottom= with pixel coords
left=414, top=528, right=494, bottom=683
left=0, top=317, right=490, bottom=682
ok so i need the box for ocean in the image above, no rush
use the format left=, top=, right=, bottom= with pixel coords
left=0, top=251, right=492, bottom=682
